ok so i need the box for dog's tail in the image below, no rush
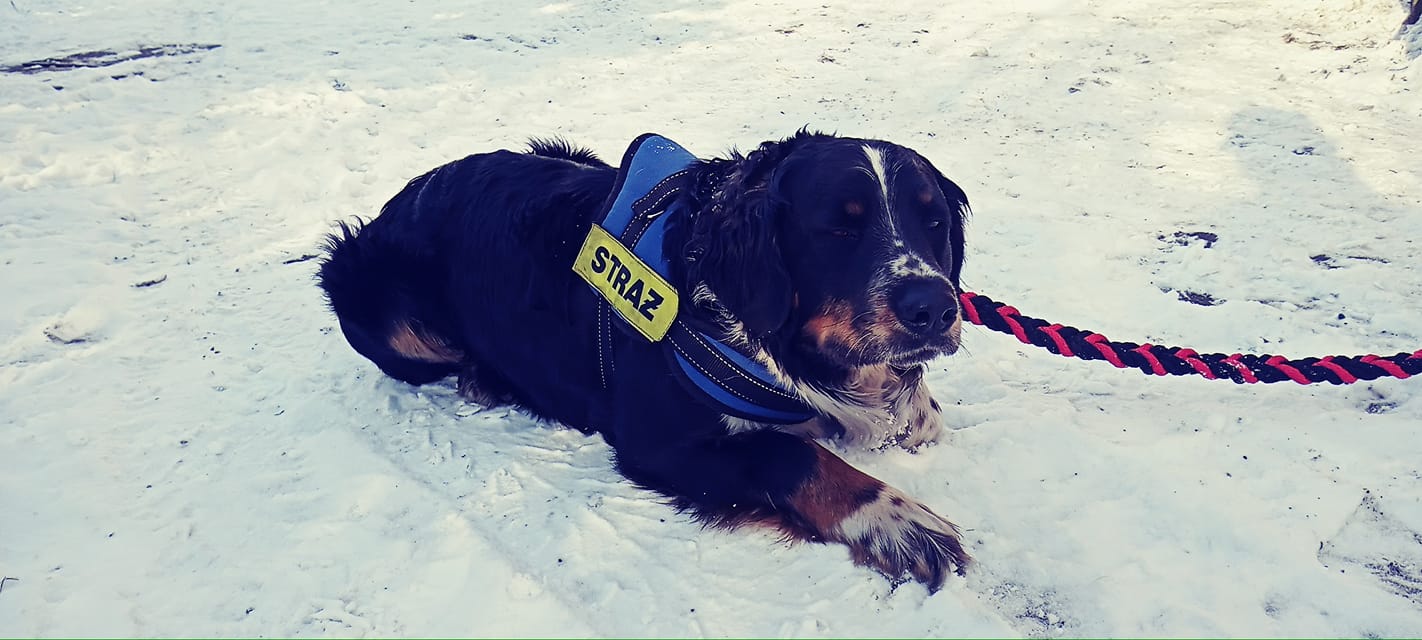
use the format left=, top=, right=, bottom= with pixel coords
left=317, top=220, right=464, bottom=385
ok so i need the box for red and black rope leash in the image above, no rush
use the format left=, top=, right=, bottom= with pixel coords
left=959, top=291, right=1422, bottom=385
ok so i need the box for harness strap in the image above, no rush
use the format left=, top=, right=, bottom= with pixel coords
left=664, top=321, right=815, bottom=422
left=584, top=134, right=816, bottom=424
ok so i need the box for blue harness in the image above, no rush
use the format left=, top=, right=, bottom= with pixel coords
left=586, top=134, right=815, bottom=424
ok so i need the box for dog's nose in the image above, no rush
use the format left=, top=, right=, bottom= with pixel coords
left=890, top=280, right=958, bottom=336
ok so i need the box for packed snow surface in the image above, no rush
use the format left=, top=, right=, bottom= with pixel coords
left=3, top=0, right=1421, bottom=636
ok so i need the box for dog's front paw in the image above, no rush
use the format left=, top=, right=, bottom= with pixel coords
left=833, top=486, right=968, bottom=591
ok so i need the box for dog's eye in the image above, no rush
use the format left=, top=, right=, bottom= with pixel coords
left=828, top=228, right=860, bottom=239
left=927, top=219, right=943, bottom=229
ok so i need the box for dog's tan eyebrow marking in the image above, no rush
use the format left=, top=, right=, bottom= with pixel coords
left=919, top=189, right=934, bottom=205
left=845, top=200, right=864, bottom=216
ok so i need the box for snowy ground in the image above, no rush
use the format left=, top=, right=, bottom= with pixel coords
left=3, top=0, right=1422, bottom=636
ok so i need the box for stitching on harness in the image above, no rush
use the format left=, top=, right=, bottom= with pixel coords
left=678, top=322, right=802, bottom=401
left=596, top=303, right=606, bottom=388
left=627, top=214, right=657, bottom=249
left=627, top=188, right=684, bottom=249
left=633, top=170, right=690, bottom=212
left=605, top=304, right=617, bottom=375
left=640, top=182, right=684, bottom=219
left=670, top=335, right=762, bottom=406
left=628, top=192, right=678, bottom=248
left=597, top=302, right=615, bottom=388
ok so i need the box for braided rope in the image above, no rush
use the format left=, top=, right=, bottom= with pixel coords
left=958, top=291, right=1422, bottom=385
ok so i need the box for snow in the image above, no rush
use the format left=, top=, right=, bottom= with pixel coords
left=2, top=0, right=1421, bottom=635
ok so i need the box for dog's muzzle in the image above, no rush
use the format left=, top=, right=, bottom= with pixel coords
left=888, top=278, right=961, bottom=363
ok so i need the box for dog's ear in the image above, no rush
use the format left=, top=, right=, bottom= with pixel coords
left=931, top=168, right=971, bottom=288
left=685, top=142, right=797, bottom=338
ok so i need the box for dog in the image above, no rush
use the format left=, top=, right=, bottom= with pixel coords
left=317, top=130, right=972, bottom=591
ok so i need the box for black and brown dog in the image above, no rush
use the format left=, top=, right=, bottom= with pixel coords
left=318, top=130, right=972, bottom=590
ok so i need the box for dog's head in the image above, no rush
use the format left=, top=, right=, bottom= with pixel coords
left=682, top=131, right=969, bottom=370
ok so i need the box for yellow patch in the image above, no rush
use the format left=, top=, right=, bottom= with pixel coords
left=573, top=224, right=680, bottom=342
